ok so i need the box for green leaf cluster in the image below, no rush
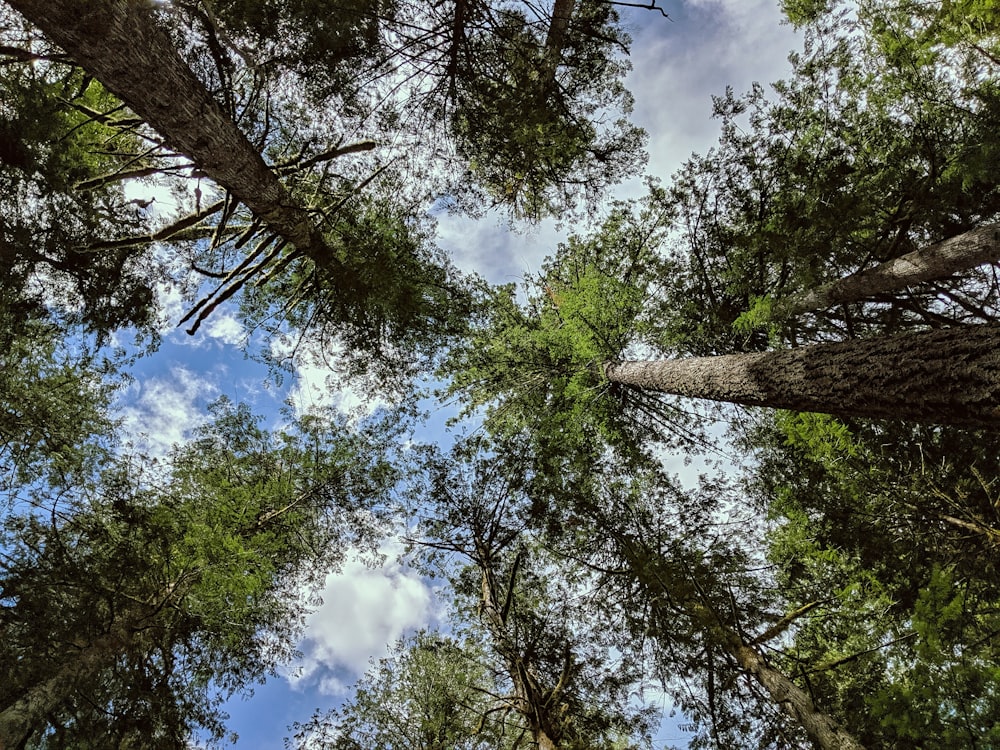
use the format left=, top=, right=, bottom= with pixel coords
left=0, top=398, right=397, bottom=747
left=748, top=410, right=1000, bottom=745
left=662, top=1, right=1000, bottom=354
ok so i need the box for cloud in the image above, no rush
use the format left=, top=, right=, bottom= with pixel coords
left=288, top=541, right=438, bottom=694
left=118, top=366, right=217, bottom=456
left=434, top=1, right=800, bottom=288
left=156, top=280, right=250, bottom=348
left=625, top=0, right=799, bottom=184
left=200, top=309, right=247, bottom=346
left=435, top=212, right=564, bottom=287
left=270, top=336, right=391, bottom=420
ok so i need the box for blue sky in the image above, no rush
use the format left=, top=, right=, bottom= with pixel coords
left=115, top=2, right=801, bottom=747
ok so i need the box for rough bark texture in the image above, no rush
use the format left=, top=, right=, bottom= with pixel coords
left=7, top=0, right=332, bottom=264
left=614, top=537, right=866, bottom=750
left=0, top=627, right=129, bottom=749
left=717, top=626, right=866, bottom=750
left=775, top=224, right=1000, bottom=318
left=604, top=324, right=1000, bottom=427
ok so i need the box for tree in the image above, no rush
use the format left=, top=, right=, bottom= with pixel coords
left=443, top=197, right=692, bottom=475
left=5, top=0, right=361, bottom=303
left=444, top=203, right=1000, bottom=465
left=290, top=632, right=512, bottom=750
left=0, top=399, right=397, bottom=748
left=176, top=0, right=646, bottom=218
left=495, top=436, right=869, bottom=750
left=770, top=224, right=1000, bottom=321
left=3, top=0, right=646, bottom=366
left=0, top=319, right=117, bottom=491
left=743, top=411, right=1000, bottom=747
left=292, top=441, right=654, bottom=750
left=406, top=443, right=654, bottom=750
left=0, top=30, right=159, bottom=341
left=660, top=2, right=1000, bottom=354
left=601, top=323, right=1000, bottom=427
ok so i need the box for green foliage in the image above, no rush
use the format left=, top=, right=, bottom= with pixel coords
left=446, top=1, right=646, bottom=219
left=0, top=60, right=158, bottom=340
left=869, top=566, right=1000, bottom=748
left=0, top=320, right=118, bottom=489
left=291, top=632, right=509, bottom=750
left=781, top=0, right=834, bottom=26
left=238, top=187, right=472, bottom=390
left=747, top=409, right=1000, bottom=746
left=441, top=197, right=686, bottom=482
left=207, top=0, right=383, bottom=74
left=0, top=399, right=397, bottom=747
left=395, top=442, right=656, bottom=750
left=2, top=0, right=647, bottom=370
left=186, top=0, right=645, bottom=221
left=662, top=2, right=1000, bottom=355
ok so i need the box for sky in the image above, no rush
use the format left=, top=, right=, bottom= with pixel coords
left=116, top=2, right=801, bottom=747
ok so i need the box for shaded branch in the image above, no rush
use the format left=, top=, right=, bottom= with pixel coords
left=85, top=199, right=225, bottom=250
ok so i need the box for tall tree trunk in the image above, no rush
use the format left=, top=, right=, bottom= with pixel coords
left=476, top=549, right=565, bottom=749
left=541, top=0, right=576, bottom=89
left=0, top=626, right=130, bottom=749
left=544, top=0, right=576, bottom=55
left=7, top=0, right=335, bottom=266
left=703, top=613, right=866, bottom=750
left=612, top=536, right=866, bottom=750
left=603, top=323, right=1000, bottom=426
left=774, top=224, right=1000, bottom=319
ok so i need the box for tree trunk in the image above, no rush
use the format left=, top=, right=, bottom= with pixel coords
left=774, top=225, right=1000, bottom=319
left=544, top=0, right=576, bottom=56
left=612, top=536, right=866, bottom=750
left=603, top=324, right=1000, bottom=427
left=7, top=0, right=335, bottom=266
left=711, top=621, right=866, bottom=750
left=477, top=554, right=566, bottom=749
left=0, top=626, right=129, bottom=749
left=541, top=0, right=576, bottom=88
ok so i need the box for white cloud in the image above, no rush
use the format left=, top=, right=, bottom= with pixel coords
left=288, top=541, right=437, bottom=694
left=435, top=212, right=563, bottom=287
left=625, top=0, right=799, bottom=185
left=118, top=366, right=217, bottom=457
left=156, top=279, right=250, bottom=348
left=270, top=336, right=390, bottom=420
left=201, top=309, right=247, bottom=346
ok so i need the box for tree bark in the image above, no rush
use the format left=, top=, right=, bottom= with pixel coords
left=7, top=0, right=335, bottom=266
left=541, top=0, right=576, bottom=88
left=603, top=324, right=1000, bottom=427
left=477, top=549, right=566, bottom=749
left=0, top=626, right=129, bottom=749
left=544, top=0, right=576, bottom=56
left=774, top=224, right=1000, bottom=319
left=711, top=621, right=866, bottom=750
left=612, top=536, right=866, bottom=750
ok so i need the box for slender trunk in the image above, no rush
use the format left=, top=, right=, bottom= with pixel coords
left=712, top=623, right=866, bottom=750
left=603, top=324, right=1000, bottom=426
left=0, top=626, right=129, bottom=749
left=477, top=553, right=565, bottom=749
left=541, top=0, right=576, bottom=89
left=613, top=537, right=866, bottom=750
left=7, top=0, right=334, bottom=265
left=446, top=0, right=468, bottom=100
left=774, top=225, right=1000, bottom=319
left=544, top=0, right=576, bottom=55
